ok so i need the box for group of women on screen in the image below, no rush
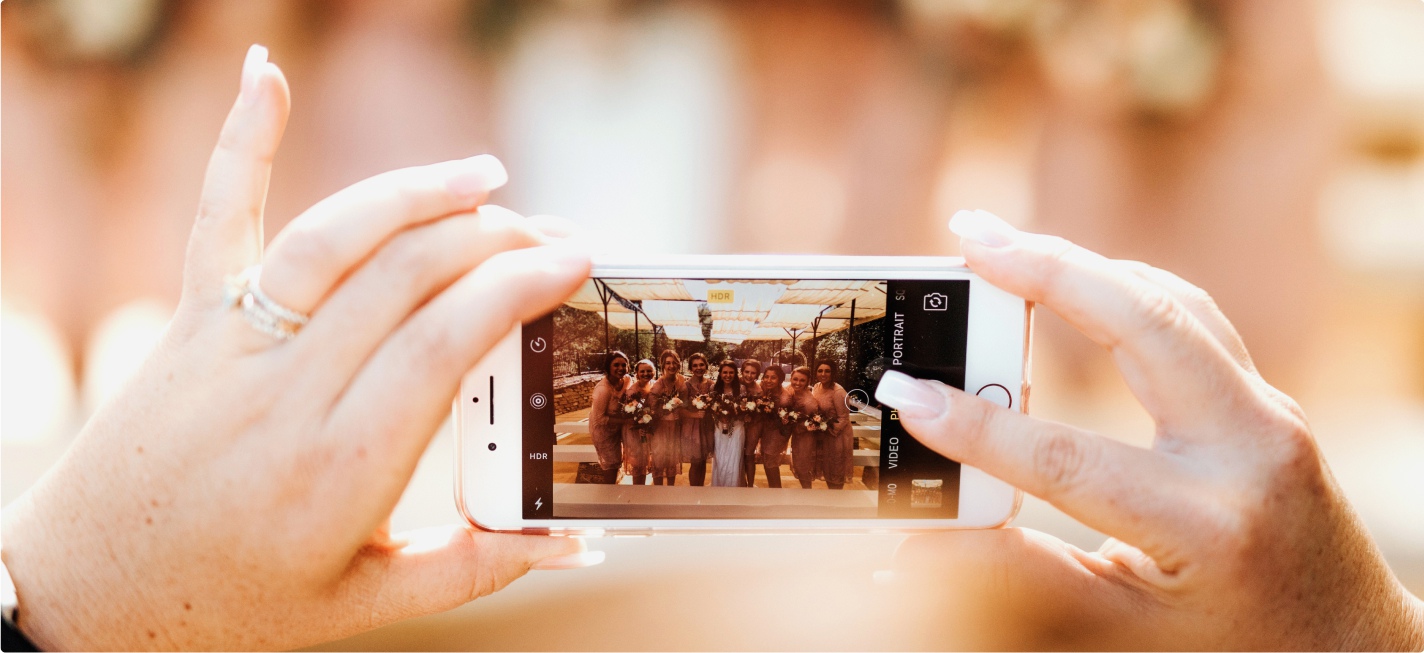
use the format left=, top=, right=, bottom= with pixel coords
left=586, top=349, right=856, bottom=489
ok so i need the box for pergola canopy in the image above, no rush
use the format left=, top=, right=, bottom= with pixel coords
left=563, top=279, right=887, bottom=344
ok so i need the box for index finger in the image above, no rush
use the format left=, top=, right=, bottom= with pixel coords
left=257, top=154, right=510, bottom=314
left=949, top=210, right=1259, bottom=440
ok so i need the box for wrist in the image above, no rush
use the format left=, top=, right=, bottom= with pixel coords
left=2, top=489, right=145, bottom=651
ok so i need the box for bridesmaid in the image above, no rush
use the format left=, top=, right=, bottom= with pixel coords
left=680, top=352, right=714, bottom=486
left=757, top=365, right=790, bottom=489
left=709, top=360, right=746, bottom=487
left=649, top=349, right=686, bottom=486
left=588, top=351, right=631, bottom=484
left=621, top=359, right=657, bottom=485
left=813, top=361, right=853, bottom=490
left=739, top=359, right=763, bottom=487
left=787, top=366, right=821, bottom=489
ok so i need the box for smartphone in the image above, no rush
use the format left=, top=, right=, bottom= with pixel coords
left=455, top=255, right=1030, bottom=534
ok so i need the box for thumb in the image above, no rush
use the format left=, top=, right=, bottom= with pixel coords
left=886, top=528, right=1148, bottom=650
left=180, top=44, right=291, bottom=313
left=351, top=525, right=598, bottom=626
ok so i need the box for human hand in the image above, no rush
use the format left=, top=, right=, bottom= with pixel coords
left=874, top=210, right=1424, bottom=650
left=0, top=45, right=596, bottom=651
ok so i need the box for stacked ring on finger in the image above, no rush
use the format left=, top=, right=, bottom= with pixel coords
left=224, top=264, right=310, bottom=340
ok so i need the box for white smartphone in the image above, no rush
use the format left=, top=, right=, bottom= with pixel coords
left=455, top=255, right=1031, bottom=535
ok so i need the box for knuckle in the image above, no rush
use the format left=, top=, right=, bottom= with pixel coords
left=1030, top=430, right=1093, bottom=496
left=271, top=226, right=341, bottom=276
left=404, top=317, right=459, bottom=368
left=374, top=229, right=440, bottom=289
left=1132, top=285, right=1192, bottom=340
left=1031, top=236, right=1078, bottom=300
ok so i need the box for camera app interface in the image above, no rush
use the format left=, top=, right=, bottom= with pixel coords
left=521, top=278, right=969, bottom=520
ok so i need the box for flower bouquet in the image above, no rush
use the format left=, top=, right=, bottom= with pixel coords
left=740, top=396, right=760, bottom=415
left=754, top=396, right=778, bottom=419
left=658, top=394, right=683, bottom=417
left=690, top=393, right=712, bottom=411
left=711, top=393, right=740, bottom=430
left=802, top=411, right=831, bottom=435
left=623, top=395, right=655, bottom=440
left=780, top=406, right=803, bottom=438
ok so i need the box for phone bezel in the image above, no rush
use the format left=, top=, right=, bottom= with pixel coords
left=456, top=255, right=1030, bottom=535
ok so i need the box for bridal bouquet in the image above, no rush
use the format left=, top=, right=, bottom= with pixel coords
left=711, top=393, right=741, bottom=423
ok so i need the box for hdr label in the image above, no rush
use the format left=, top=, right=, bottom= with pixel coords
left=707, top=288, right=735, bottom=303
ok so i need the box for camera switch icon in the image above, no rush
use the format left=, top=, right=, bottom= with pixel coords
left=923, top=292, right=948, bottom=311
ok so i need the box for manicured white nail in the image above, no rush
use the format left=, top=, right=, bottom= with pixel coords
left=240, top=44, right=269, bottom=107
left=525, top=214, right=580, bottom=240
left=532, top=550, right=605, bottom=570
left=447, top=155, right=509, bottom=201
left=476, top=204, right=525, bottom=224
left=948, top=209, right=1016, bottom=248
left=875, top=370, right=946, bottom=420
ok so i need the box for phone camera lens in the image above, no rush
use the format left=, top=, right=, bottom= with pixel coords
left=487, top=442, right=497, bottom=451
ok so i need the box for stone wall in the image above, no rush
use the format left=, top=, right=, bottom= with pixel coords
left=554, top=374, right=600, bottom=415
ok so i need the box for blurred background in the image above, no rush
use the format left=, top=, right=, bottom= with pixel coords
left=3, top=0, right=1423, bottom=649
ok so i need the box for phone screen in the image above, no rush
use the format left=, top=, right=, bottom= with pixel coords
left=520, top=277, right=969, bottom=520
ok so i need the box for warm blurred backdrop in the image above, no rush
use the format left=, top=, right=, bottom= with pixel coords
left=3, top=0, right=1423, bottom=649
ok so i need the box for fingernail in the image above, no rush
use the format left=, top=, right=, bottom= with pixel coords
left=447, top=155, right=509, bottom=201
left=525, top=214, right=580, bottom=240
left=532, top=550, right=605, bottom=570
left=948, top=209, right=1016, bottom=248
left=240, top=44, right=269, bottom=107
left=872, top=570, right=897, bottom=586
left=875, top=370, right=946, bottom=420
left=476, top=203, right=526, bottom=225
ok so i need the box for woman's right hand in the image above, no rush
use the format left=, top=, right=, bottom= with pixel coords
left=0, top=46, right=594, bottom=651
left=874, top=210, right=1424, bottom=650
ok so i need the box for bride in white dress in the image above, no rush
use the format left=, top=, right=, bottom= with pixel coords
left=709, top=360, right=745, bottom=487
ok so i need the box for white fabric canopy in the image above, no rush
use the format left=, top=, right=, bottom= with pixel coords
left=602, top=313, right=644, bottom=330
left=747, top=326, right=796, bottom=340
left=758, top=304, right=830, bottom=329
left=709, top=319, right=757, bottom=339
left=704, top=282, right=785, bottom=322
left=661, top=325, right=706, bottom=341
left=563, top=279, right=633, bottom=313
left=566, top=279, right=886, bottom=341
left=778, top=280, right=879, bottom=306
left=639, top=300, right=702, bottom=327
left=599, top=279, right=696, bottom=301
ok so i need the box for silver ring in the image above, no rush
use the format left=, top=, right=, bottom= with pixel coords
left=223, top=265, right=310, bottom=340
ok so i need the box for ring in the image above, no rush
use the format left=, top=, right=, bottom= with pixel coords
left=223, top=265, right=310, bottom=340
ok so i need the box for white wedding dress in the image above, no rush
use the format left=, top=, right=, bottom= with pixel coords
left=710, top=419, right=745, bottom=487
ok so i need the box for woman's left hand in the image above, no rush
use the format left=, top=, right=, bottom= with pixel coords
left=1, top=46, right=595, bottom=651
